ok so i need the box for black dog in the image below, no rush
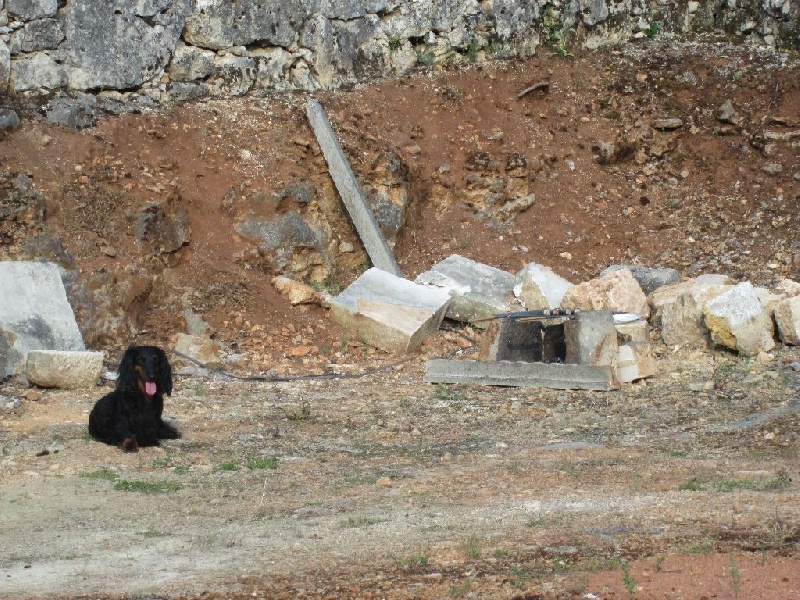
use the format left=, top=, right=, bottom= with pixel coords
left=89, top=345, right=180, bottom=452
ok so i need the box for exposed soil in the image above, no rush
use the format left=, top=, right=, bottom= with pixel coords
left=1, top=38, right=799, bottom=599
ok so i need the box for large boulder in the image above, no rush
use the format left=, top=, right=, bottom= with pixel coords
left=703, top=282, right=775, bottom=356
left=600, top=264, right=681, bottom=295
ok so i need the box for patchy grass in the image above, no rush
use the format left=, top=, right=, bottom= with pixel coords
left=82, top=468, right=118, bottom=481
left=680, top=472, right=791, bottom=493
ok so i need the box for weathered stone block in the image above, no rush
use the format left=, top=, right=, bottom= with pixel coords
left=26, top=350, right=103, bottom=389
left=615, top=318, right=656, bottom=383
left=600, top=264, right=681, bottom=295
left=415, top=254, right=519, bottom=325
left=649, top=275, right=733, bottom=348
left=330, top=268, right=451, bottom=354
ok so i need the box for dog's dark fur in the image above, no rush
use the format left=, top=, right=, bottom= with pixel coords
left=89, top=345, right=179, bottom=452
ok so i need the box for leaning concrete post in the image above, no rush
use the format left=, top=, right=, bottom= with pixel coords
left=305, top=99, right=402, bottom=277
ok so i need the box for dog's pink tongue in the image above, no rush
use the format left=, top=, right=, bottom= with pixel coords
left=145, top=382, right=157, bottom=396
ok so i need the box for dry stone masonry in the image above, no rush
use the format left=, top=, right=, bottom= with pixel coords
left=0, top=0, right=798, bottom=114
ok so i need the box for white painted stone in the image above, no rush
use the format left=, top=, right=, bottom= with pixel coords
left=703, top=282, right=775, bottom=356
left=330, top=268, right=451, bottom=353
left=26, top=350, right=103, bottom=389
left=513, top=262, right=574, bottom=309
left=615, top=319, right=656, bottom=383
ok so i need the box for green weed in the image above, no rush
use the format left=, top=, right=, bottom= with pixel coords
left=214, top=462, right=240, bottom=472
left=114, top=479, right=183, bottom=494
left=643, top=21, right=660, bottom=39
left=461, top=534, right=482, bottom=559
left=246, top=456, right=278, bottom=470
left=621, top=562, right=636, bottom=599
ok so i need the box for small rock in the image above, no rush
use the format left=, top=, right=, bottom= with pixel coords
left=376, top=476, right=392, bottom=487
left=762, top=162, right=782, bottom=175
left=651, top=117, right=683, bottom=131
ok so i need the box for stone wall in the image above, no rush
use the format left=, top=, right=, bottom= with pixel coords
left=0, top=0, right=798, bottom=106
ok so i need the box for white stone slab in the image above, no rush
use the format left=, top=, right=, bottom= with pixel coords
left=26, top=350, right=103, bottom=389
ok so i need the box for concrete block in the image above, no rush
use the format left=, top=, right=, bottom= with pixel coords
left=424, top=359, right=617, bottom=391
left=0, top=261, right=85, bottom=377
left=564, top=310, right=617, bottom=367
left=330, top=268, right=451, bottom=353
left=415, top=254, right=519, bottom=325
left=306, top=99, right=402, bottom=277
left=26, top=350, right=103, bottom=389
left=479, top=317, right=567, bottom=363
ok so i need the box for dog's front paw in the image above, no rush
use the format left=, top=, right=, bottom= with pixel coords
left=120, top=438, right=139, bottom=453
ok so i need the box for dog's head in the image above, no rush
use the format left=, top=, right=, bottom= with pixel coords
left=117, top=345, right=173, bottom=397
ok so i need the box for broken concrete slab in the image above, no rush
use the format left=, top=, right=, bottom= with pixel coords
left=415, top=254, right=519, bottom=325
left=562, top=268, right=650, bottom=319
left=305, top=99, right=402, bottom=277
left=424, top=359, right=617, bottom=391
left=26, top=350, right=104, bottom=389
left=614, top=318, right=656, bottom=383
left=514, top=262, right=574, bottom=309
left=329, top=267, right=451, bottom=353
left=703, top=282, right=775, bottom=356
left=0, top=261, right=86, bottom=377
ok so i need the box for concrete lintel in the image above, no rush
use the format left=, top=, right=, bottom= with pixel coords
left=423, top=359, right=617, bottom=391
left=305, top=99, right=402, bottom=277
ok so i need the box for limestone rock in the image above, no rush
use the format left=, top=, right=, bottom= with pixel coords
left=703, top=282, right=775, bottom=356
left=514, top=262, right=574, bottom=310
left=174, top=333, right=223, bottom=370
left=774, top=296, right=800, bottom=345
left=649, top=275, right=733, bottom=348
left=26, top=350, right=103, bottom=389
left=561, top=269, right=650, bottom=319
left=272, top=276, right=320, bottom=306
left=600, top=264, right=681, bottom=295
left=415, top=255, right=519, bottom=325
